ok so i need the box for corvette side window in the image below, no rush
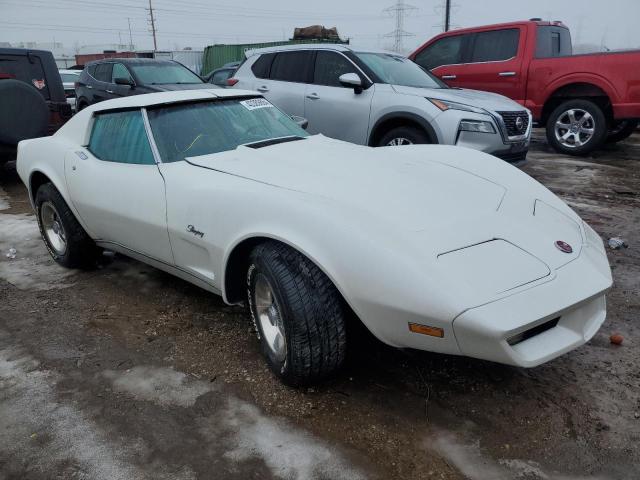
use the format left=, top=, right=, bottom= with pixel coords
left=88, top=110, right=155, bottom=165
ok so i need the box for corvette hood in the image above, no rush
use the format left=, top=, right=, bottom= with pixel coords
left=392, top=85, right=524, bottom=112
left=186, top=136, right=506, bottom=232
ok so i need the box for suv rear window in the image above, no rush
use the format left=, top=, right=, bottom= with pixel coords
left=269, top=51, right=314, bottom=83
left=251, top=53, right=275, bottom=79
left=536, top=26, right=572, bottom=58
left=0, top=53, right=51, bottom=99
left=470, top=29, right=519, bottom=62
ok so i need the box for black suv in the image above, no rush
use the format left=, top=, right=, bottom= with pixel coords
left=75, top=58, right=215, bottom=110
left=0, top=48, right=72, bottom=164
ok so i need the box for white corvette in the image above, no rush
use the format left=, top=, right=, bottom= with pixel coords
left=16, top=89, right=612, bottom=385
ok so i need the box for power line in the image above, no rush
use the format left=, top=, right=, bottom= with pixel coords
left=382, top=0, right=418, bottom=53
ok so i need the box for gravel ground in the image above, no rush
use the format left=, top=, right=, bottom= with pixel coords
left=1, top=132, right=639, bottom=479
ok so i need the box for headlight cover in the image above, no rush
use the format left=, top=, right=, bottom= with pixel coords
left=459, top=119, right=496, bottom=134
left=427, top=98, right=487, bottom=114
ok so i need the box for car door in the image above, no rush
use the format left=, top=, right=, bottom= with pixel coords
left=251, top=51, right=314, bottom=117
left=90, top=63, right=113, bottom=103
left=414, top=33, right=470, bottom=88
left=454, top=28, right=526, bottom=103
left=64, top=108, right=174, bottom=264
left=109, top=62, right=135, bottom=98
left=303, top=51, right=374, bottom=144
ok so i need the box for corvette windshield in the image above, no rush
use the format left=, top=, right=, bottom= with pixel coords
left=129, top=63, right=203, bottom=85
left=354, top=52, right=447, bottom=89
left=147, top=98, right=308, bottom=162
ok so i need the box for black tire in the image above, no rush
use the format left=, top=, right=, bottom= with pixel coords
left=76, top=98, right=88, bottom=111
left=0, top=79, right=49, bottom=145
left=545, top=99, right=607, bottom=156
left=606, top=119, right=638, bottom=144
left=378, top=125, right=431, bottom=147
left=35, top=183, right=99, bottom=269
left=247, top=241, right=347, bottom=386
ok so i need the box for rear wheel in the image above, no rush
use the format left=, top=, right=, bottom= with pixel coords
left=606, top=119, right=638, bottom=144
left=378, top=126, right=430, bottom=147
left=247, top=241, right=347, bottom=386
left=35, top=183, right=99, bottom=269
left=546, top=99, right=607, bottom=156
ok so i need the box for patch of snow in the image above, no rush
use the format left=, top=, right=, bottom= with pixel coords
left=0, top=213, right=76, bottom=290
left=103, top=366, right=216, bottom=407
left=0, top=186, right=9, bottom=210
left=216, top=401, right=367, bottom=480
left=428, top=430, right=610, bottom=480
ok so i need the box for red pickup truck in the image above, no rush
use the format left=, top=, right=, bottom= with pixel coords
left=409, top=20, right=640, bottom=156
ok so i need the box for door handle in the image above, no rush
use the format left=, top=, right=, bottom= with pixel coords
left=441, top=74, right=457, bottom=80
left=86, top=85, right=93, bottom=89
left=106, top=89, right=114, bottom=94
left=257, top=86, right=269, bottom=92
left=498, top=71, right=516, bottom=77
left=306, top=93, right=320, bottom=100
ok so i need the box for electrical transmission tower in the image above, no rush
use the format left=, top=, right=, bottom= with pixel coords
left=383, top=0, right=418, bottom=53
left=146, top=0, right=158, bottom=51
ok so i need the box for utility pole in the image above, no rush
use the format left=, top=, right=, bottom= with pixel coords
left=147, top=0, right=158, bottom=51
left=444, top=0, right=451, bottom=32
left=383, top=0, right=418, bottom=53
left=127, top=18, right=134, bottom=51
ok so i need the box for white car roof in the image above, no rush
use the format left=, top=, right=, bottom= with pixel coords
left=245, top=43, right=401, bottom=58
left=86, top=89, right=260, bottom=113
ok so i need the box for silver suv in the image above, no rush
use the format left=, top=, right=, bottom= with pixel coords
left=232, top=44, right=532, bottom=161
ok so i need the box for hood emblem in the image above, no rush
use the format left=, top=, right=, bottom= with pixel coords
left=554, top=240, right=573, bottom=254
left=515, top=116, right=524, bottom=131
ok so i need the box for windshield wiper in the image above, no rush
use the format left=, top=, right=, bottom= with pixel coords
left=243, top=136, right=305, bottom=149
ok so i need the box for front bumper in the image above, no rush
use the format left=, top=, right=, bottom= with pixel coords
left=452, top=243, right=612, bottom=367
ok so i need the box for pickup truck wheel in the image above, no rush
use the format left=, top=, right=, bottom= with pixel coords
left=247, top=241, right=347, bottom=386
left=606, top=120, right=638, bottom=144
left=546, top=99, right=607, bottom=156
left=378, top=126, right=430, bottom=146
left=35, top=183, right=99, bottom=269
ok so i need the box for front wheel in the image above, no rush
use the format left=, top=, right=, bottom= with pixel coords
left=378, top=126, right=430, bottom=147
left=546, top=99, right=607, bottom=156
left=35, top=183, right=100, bottom=269
left=247, top=241, right=347, bottom=386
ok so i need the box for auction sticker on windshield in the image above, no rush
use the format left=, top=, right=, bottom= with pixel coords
left=240, top=98, right=274, bottom=110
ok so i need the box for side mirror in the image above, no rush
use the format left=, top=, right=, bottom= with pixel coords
left=114, top=77, right=134, bottom=87
left=339, top=73, right=363, bottom=94
left=291, top=115, right=309, bottom=130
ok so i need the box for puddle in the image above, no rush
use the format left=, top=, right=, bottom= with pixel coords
left=0, top=213, right=76, bottom=290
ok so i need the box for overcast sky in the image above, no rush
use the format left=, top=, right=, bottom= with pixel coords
left=2, top=0, right=639, bottom=53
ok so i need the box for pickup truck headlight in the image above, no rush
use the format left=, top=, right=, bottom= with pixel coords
left=427, top=98, right=486, bottom=114
left=459, top=120, right=496, bottom=134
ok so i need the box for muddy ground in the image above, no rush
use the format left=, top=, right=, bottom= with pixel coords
left=1, top=131, right=639, bottom=480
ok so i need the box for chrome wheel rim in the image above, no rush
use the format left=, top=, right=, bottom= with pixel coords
left=387, top=137, right=413, bottom=146
left=40, top=201, right=67, bottom=255
left=254, top=274, right=286, bottom=362
left=554, top=108, right=595, bottom=148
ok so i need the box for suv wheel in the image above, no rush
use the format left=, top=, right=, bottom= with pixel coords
left=76, top=99, right=88, bottom=111
left=546, top=99, right=607, bottom=156
left=378, top=126, right=430, bottom=147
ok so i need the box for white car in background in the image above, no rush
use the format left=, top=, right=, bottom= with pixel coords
left=16, top=90, right=612, bottom=385
left=59, top=69, right=81, bottom=111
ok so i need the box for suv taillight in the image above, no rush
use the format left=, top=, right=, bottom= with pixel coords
left=226, top=78, right=239, bottom=86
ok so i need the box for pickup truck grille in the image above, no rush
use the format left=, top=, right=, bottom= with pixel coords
left=497, top=111, right=529, bottom=137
